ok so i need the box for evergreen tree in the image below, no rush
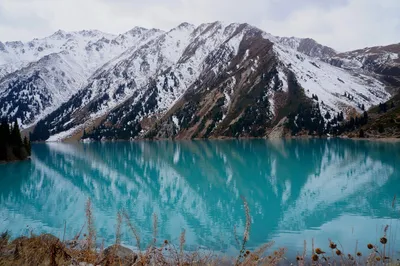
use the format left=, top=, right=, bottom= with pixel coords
left=362, top=111, right=368, bottom=125
left=30, top=121, right=50, bottom=141
left=361, top=104, right=365, bottom=111
left=0, top=120, right=10, bottom=160
left=324, top=111, right=331, bottom=120
left=0, top=119, right=30, bottom=161
left=10, top=121, right=22, bottom=146
left=379, top=103, right=388, bottom=113
left=337, top=111, right=344, bottom=122
left=0, top=120, right=10, bottom=144
left=391, top=102, right=395, bottom=109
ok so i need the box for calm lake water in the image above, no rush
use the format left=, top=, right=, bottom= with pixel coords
left=1, top=139, right=400, bottom=258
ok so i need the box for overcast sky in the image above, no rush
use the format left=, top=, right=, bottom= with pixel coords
left=0, top=0, right=399, bottom=52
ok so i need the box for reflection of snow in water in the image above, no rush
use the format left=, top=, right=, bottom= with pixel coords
left=282, top=180, right=291, bottom=205
left=0, top=140, right=399, bottom=257
left=279, top=145, right=393, bottom=231
left=173, top=143, right=180, bottom=164
left=269, top=158, right=278, bottom=196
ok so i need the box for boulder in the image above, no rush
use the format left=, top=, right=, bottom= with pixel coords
left=103, top=244, right=137, bottom=264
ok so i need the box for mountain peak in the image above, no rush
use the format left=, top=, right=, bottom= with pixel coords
left=124, top=26, right=149, bottom=36
left=177, top=22, right=195, bottom=29
left=77, top=29, right=112, bottom=38
left=277, top=36, right=337, bottom=58
left=49, top=29, right=69, bottom=40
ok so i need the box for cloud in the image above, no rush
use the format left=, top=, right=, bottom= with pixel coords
left=0, top=0, right=398, bottom=51
left=261, top=0, right=400, bottom=51
left=0, top=1, right=52, bottom=41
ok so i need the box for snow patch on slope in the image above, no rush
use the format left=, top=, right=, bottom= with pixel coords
left=273, top=44, right=390, bottom=116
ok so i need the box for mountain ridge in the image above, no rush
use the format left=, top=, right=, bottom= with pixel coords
left=0, top=22, right=398, bottom=141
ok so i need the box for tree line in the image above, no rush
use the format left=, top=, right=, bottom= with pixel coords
left=0, top=120, right=31, bottom=162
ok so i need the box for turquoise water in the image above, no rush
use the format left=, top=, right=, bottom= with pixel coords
left=1, top=139, right=400, bottom=258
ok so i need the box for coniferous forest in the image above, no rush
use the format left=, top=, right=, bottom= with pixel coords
left=0, top=120, right=31, bottom=162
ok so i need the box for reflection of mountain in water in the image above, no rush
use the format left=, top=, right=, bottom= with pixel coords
left=0, top=139, right=399, bottom=254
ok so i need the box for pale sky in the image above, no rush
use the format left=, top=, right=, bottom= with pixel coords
left=0, top=0, right=399, bottom=52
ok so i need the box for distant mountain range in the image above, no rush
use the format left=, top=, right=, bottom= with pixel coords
left=0, top=22, right=399, bottom=141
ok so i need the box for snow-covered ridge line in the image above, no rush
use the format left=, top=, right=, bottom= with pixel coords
left=0, top=21, right=397, bottom=141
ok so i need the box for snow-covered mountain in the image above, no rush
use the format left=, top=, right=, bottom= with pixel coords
left=328, top=44, right=400, bottom=89
left=0, top=27, right=163, bottom=127
left=0, top=22, right=397, bottom=141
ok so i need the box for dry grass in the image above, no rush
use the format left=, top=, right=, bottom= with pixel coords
left=0, top=197, right=399, bottom=266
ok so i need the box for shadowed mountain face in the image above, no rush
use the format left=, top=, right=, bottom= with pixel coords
left=1, top=140, right=399, bottom=257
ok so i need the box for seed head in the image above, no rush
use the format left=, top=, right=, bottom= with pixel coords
left=367, top=243, right=374, bottom=249
left=315, top=248, right=325, bottom=254
left=329, top=242, right=337, bottom=249
left=312, top=254, right=319, bottom=262
left=376, top=257, right=381, bottom=261
left=357, top=252, right=362, bottom=257
left=380, top=237, right=387, bottom=244
left=336, top=249, right=342, bottom=256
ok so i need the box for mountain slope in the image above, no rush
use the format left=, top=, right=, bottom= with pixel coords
left=0, top=52, right=87, bottom=126
left=343, top=92, right=400, bottom=138
left=0, top=28, right=163, bottom=127
left=27, top=22, right=392, bottom=141
left=327, top=43, right=400, bottom=91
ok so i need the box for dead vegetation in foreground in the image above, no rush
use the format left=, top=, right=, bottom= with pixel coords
left=0, top=197, right=399, bottom=266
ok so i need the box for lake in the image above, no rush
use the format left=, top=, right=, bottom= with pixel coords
left=1, top=139, right=399, bottom=259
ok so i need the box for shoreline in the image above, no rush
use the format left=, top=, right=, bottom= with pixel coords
left=32, top=135, right=400, bottom=144
left=0, top=156, right=31, bottom=165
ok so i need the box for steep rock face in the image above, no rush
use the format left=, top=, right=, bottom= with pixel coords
left=147, top=30, right=278, bottom=139
left=277, top=37, right=337, bottom=59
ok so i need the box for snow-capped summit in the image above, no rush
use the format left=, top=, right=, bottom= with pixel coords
left=48, top=29, right=70, bottom=40
left=0, top=22, right=397, bottom=141
left=277, top=36, right=337, bottom=59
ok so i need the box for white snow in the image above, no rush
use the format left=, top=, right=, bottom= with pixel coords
left=0, top=22, right=395, bottom=139
left=172, top=115, right=180, bottom=130
left=272, top=43, right=390, bottom=117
